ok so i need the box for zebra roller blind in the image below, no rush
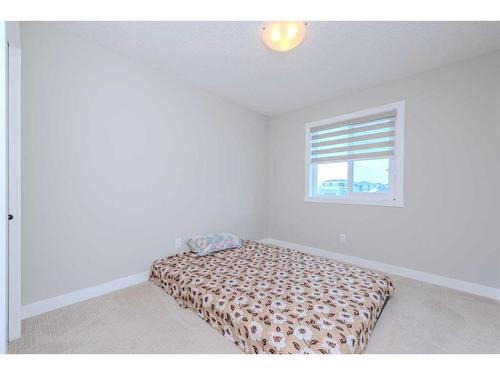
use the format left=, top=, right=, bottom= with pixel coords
left=309, top=110, right=396, bottom=164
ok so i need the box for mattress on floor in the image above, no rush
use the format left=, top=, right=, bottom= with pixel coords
left=149, top=240, right=394, bottom=354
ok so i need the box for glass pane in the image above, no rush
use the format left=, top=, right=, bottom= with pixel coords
left=313, top=162, right=348, bottom=197
left=352, top=158, right=390, bottom=193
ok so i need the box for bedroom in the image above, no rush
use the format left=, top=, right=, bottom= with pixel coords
left=0, top=0, right=499, bottom=373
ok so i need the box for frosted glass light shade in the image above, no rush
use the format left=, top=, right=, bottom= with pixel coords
left=262, top=21, right=306, bottom=52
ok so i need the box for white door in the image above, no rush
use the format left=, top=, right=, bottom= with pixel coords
left=7, top=41, right=21, bottom=342
left=0, top=20, right=7, bottom=354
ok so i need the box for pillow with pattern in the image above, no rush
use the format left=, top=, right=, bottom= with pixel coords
left=187, top=232, right=242, bottom=256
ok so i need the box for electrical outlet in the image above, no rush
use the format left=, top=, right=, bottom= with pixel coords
left=339, top=233, right=347, bottom=243
left=175, top=237, right=183, bottom=250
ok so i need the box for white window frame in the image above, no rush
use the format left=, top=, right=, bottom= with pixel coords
left=304, top=101, right=405, bottom=207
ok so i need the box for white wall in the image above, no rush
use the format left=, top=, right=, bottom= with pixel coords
left=21, top=23, right=268, bottom=305
left=268, top=51, right=500, bottom=289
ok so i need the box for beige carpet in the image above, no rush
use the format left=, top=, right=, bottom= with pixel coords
left=8, top=275, right=500, bottom=354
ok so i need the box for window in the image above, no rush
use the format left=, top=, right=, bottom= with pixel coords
left=305, top=102, right=404, bottom=207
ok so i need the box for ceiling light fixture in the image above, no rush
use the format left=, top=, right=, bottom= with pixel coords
left=262, top=21, right=307, bottom=52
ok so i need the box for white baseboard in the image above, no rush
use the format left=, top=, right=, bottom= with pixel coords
left=260, top=238, right=500, bottom=301
left=20, top=239, right=500, bottom=320
left=21, top=271, right=149, bottom=320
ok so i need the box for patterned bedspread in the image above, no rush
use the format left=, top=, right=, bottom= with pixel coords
left=150, top=240, right=394, bottom=354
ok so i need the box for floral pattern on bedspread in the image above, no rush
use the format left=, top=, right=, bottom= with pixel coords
left=149, top=240, right=394, bottom=354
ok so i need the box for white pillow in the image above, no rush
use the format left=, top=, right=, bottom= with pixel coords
left=186, top=232, right=242, bottom=256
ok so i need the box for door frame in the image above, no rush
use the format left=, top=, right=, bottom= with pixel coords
left=0, top=20, right=7, bottom=354
left=6, top=21, right=21, bottom=343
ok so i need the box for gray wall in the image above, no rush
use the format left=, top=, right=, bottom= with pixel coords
left=268, top=51, right=500, bottom=289
left=21, top=23, right=268, bottom=304
left=21, top=23, right=500, bottom=306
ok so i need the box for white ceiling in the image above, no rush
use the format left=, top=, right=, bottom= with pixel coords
left=49, top=21, right=500, bottom=116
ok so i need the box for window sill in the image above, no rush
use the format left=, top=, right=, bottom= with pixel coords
left=304, top=196, right=404, bottom=207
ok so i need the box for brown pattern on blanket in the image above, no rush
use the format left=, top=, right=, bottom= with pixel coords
left=149, top=240, right=394, bottom=354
